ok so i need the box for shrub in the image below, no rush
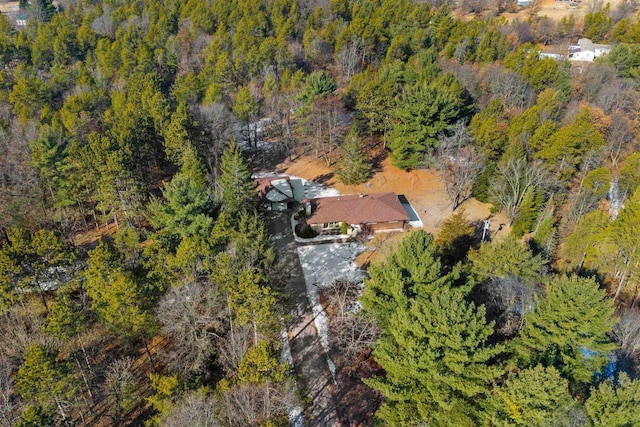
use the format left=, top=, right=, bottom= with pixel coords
left=340, top=222, right=349, bottom=235
left=295, top=222, right=318, bottom=238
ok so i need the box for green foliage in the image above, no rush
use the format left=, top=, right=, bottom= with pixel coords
left=85, top=241, right=156, bottom=338
left=41, top=292, right=85, bottom=341
left=515, top=275, right=618, bottom=390
left=365, top=286, right=504, bottom=425
left=235, top=340, right=288, bottom=384
left=148, top=172, right=213, bottom=251
left=16, top=345, right=76, bottom=413
left=511, top=187, right=545, bottom=238
left=534, top=107, right=606, bottom=180
left=618, top=152, right=640, bottom=197
left=606, top=43, right=640, bottom=79
left=434, top=209, right=475, bottom=266
left=340, top=221, right=349, bottom=235
left=471, top=161, right=496, bottom=203
left=530, top=199, right=557, bottom=260
left=607, top=187, right=640, bottom=299
left=146, top=373, right=181, bottom=424
left=217, top=140, right=257, bottom=215
left=232, top=86, right=259, bottom=131
left=469, top=99, right=508, bottom=160
left=16, top=404, right=56, bottom=427
left=389, top=73, right=465, bottom=170
left=352, top=61, right=404, bottom=138
left=163, top=103, right=192, bottom=167
left=561, top=209, right=610, bottom=272
left=583, top=6, right=613, bottom=42
left=485, top=365, right=574, bottom=426
left=585, top=373, right=640, bottom=427
left=299, top=70, right=337, bottom=105
left=334, top=130, right=372, bottom=185
left=469, top=235, right=544, bottom=283
left=361, top=230, right=461, bottom=329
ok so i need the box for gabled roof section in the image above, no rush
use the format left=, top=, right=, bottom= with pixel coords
left=306, top=193, right=410, bottom=225
left=255, top=175, right=294, bottom=203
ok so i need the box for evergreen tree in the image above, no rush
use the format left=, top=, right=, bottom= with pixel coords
left=469, top=235, right=544, bottom=284
left=148, top=171, right=213, bottom=251
left=388, top=74, right=464, bottom=170
left=365, top=287, right=504, bottom=425
left=217, top=140, right=256, bottom=215
left=15, top=345, right=76, bottom=424
left=232, top=87, right=259, bottom=148
left=515, top=275, right=618, bottom=390
left=484, top=365, right=575, bottom=426
left=334, top=130, right=372, bottom=185
left=361, top=230, right=459, bottom=329
left=585, top=373, right=640, bottom=427
left=434, top=209, right=475, bottom=266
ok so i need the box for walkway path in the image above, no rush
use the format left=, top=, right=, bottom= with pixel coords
left=265, top=212, right=345, bottom=427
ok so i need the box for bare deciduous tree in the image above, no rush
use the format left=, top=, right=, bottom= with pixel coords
left=484, top=276, right=539, bottom=337
left=217, top=381, right=295, bottom=427
left=161, top=392, right=219, bottom=427
left=0, top=356, right=17, bottom=427
left=263, top=87, right=301, bottom=160
left=191, top=102, right=236, bottom=185
left=104, top=357, right=137, bottom=424
left=595, top=77, right=639, bottom=115
left=612, top=309, right=640, bottom=357
left=483, top=65, right=535, bottom=111
left=336, top=37, right=368, bottom=83
left=302, top=96, right=350, bottom=166
left=606, top=112, right=638, bottom=167
left=156, top=282, right=226, bottom=376
left=612, top=0, right=640, bottom=22
left=490, top=157, right=551, bottom=224
left=437, top=122, right=483, bottom=210
left=216, top=324, right=253, bottom=377
left=323, top=279, right=379, bottom=362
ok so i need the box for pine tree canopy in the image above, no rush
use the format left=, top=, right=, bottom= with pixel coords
left=515, top=274, right=618, bottom=389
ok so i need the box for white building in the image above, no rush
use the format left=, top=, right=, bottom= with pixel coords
left=568, top=38, right=612, bottom=62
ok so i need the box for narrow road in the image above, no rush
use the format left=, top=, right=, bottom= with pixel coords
left=265, top=212, right=344, bottom=427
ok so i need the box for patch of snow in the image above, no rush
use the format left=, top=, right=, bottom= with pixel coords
left=608, top=180, right=624, bottom=219
left=297, top=242, right=366, bottom=383
left=298, top=177, right=340, bottom=199
left=288, top=407, right=304, bottom=427
left=252, top=173, right=338, bottom=202
left=297, top=242, right=366, bottom=289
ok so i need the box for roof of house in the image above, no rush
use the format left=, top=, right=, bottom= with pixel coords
left=306, top=192, right=410, bottom=225
left=255, top=175, right=294, bottom=203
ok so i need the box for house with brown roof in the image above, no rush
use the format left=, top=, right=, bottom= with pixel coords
left=304, top=192, right=410, bottom=234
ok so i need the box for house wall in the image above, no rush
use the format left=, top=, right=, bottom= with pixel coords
left=369, top=221, right=406, bottom=231
left=309, top=220, right=405, bottom=234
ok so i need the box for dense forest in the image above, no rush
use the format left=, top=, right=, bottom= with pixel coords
left=1, top=0, right=640, bottom=425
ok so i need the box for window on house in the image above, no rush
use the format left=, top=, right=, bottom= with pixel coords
left=323, top=222, right=341, bottom=228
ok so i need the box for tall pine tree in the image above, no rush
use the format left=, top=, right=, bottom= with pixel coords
left=515, top=275, right=618, bottom=390
left=217, top=140, right=256, bottom=215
